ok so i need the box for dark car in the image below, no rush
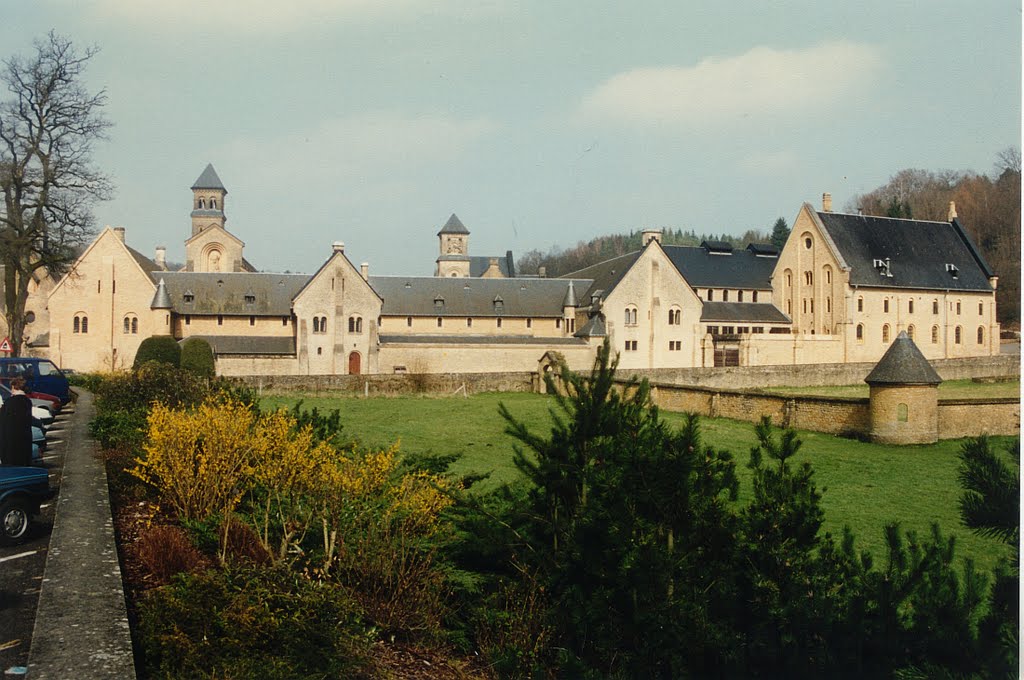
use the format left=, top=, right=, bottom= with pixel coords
left=0, top=466, right=53, bottom=544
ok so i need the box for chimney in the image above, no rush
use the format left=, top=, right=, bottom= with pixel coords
left=822, top=193, right=832, bottom=213
left=947, top=201, right=957, bottom=221
left=332, top=241, right=345, bottom=254
left=642, top=229, right=663, bottom=246
left=113, top=226, right=126, bottom=243
left=360, top=262, right=369, bottom=281
left=154, top=246, right=166, bottom=268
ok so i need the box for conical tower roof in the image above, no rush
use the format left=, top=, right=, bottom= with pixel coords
left=562, top=280, right=578, bottom=307
left=150, top=278, right=172, bottom=310
left=437, top=213, right=469, bottom=235
left=191, top=163, right=227, bottom=192
left=864, top=331, right=942, bottom=385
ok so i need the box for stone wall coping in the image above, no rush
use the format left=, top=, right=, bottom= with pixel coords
left=635, top=379, right=870, bottom=405
left=938, top=397, right=1021, bottom=406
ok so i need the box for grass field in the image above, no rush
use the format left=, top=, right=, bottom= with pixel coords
left=762, top=378, right=1020, bottom=400
left=260, top=391, right=1016, bottom=575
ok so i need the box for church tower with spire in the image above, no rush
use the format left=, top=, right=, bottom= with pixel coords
left=184, top=164, right=252, bottom=272
left=435, top=213, right=471, bottom=277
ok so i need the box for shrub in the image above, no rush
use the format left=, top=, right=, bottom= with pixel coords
left=89, top=408, right=148, bottom=451
left=133, top=335, right=181, bottom=368
left=95, top=362, right=209, bottom=414
left=180, top=337, right=215, bottom=378
left=138, top=566, right=373, bottom=679
left=134, top=524, right=213, bottom=585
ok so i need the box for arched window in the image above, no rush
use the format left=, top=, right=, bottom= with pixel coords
left=123, top=315, right=139, bottom=334
left=210, top=197, right=217, bottom=210
left=856, top=324, right=863, bottom=340
left=313, top=317, right=320, bottom=333
left=954, top=326, right=962, bottom=344
left=979, top=302, right=984, bottom=315
left=132, top=318, right=138, bottom=334
left=198, top=198, right=205, bottom=209
left=882, top=324, right=890, bottom=343
left=933, top=300, right=939, bottom=314
left=348, top=316, right=363, bottom=333
left=907, top=324, right=915, bottom=341
left=908, top=299, right=914, bottom=314
left=883, top=299, right=890, bottom=313
left=826, top=297, right=831, bottom=313
left=668, top=308, right=681, bottom=325
left=804, top=236, right=813, bottom=249
left=931, top=325, right=939, bottom=344
left=897, top=403, right=908, bottom=422
left=784, top=270, right=792, bottom=288
left=74, top=314, right=88, bottom=334
left=804, top=271, right=813, bottom=285
left=625, top=306, right=638, bottom=326
left=73, top=316, right=80, bottom=333
left=857, top=297, right=864, bottom=312
left=124, top=317, right=131, bottom=334
left=977, top=326, right=985, bottom=345
left=356, top=317, right=362, bottom=333
left=824, top=267, right=832, bottom=284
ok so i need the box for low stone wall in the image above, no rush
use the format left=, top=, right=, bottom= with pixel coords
left=626, top=354, right=1019, bottom=390
left=937, top=399, right=1021, bottom=438
left=644, top=382, right=1018, bottom=440
left=237, top=371, right=535, bottom=396
left=648, top=382, right=869, bottom=436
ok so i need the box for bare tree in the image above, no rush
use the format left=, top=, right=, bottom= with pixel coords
left=0, top=32, right=112, bottom=355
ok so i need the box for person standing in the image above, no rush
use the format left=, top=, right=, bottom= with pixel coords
left=0, top=377, right=33, bottom=466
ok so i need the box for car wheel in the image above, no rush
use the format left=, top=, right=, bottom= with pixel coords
left=0, top=498, right=31, bottom=545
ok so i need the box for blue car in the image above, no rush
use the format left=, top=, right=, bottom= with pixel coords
left=0, top=466, right=53, bottom=544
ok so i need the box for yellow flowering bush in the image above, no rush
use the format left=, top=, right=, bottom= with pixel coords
left=133, top=399, right=261, bottom=525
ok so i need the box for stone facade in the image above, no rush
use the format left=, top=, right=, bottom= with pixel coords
left=33, top=168, right=1005, bottom=378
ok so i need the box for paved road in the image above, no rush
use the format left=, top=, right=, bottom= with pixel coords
left=0, top=404, right=73, bottom=673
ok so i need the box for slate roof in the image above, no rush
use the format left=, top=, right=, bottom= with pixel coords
left=663, top=245, right=777, bottom=290
left=150, top=278, right=172, bottom=309
left=369, top=276, right=592, bottom=317
left=379, top=334, right=587, bottom=346
left=469, top=251, right=516, bottom=277
left=575, top=315, right=607, bottom=338
left=190, top=209, right=224, bottom=218
left=563, top=251, right=643, bottom=305
left=191, top=164, right=227, bottom=191
left=437, top=213, right=469, bottom=235
left=864, top=331, right=942, bottom=385
left=815, top=211, right=994, bottom=291
left=156, top=272, right=310, bottom=315
left=746, top=243, right=780, bottom=257
left=699, top=302, right=790, bottom=324
left=183, top=335, right=295, bottom=355
left=125, top=244, right=161, bottom=277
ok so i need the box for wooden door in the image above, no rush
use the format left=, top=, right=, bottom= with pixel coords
left=348, top=351, right=361, bottom=375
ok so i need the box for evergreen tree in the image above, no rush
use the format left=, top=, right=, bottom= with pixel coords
left=770, top=217, right=790, bottom=249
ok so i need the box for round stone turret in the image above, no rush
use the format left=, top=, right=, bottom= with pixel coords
left=865, top=331, right=942, bottom=444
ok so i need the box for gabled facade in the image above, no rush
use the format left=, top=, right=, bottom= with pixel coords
left=773, top=195, right=999, bottom=364
left=40, top=170, right=1003, bottom=375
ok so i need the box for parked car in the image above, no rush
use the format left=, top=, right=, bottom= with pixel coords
left=0, top=465, right=53, bottom=544
left=0, top=358, right=72, bottom=405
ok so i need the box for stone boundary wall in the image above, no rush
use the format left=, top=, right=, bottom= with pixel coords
left=937, top=398, right=1021, bottom=439
left=237, top=371, right=535, bottom=396
left=642, top=381, right=1020, bottom=440
left=647, top=382, right=870, bottom=436
left=623, top=354, right=1019, bottom=390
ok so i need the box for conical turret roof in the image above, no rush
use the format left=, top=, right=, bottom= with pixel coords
left=150, top=278, right=172, bottom=310
left=437, top=213, right=469, bottom=235
left=562, top=280, right=578, bottom=307
left=191, top=163, right=227, bottom=192
left=864, top=331, right=942, bottom=385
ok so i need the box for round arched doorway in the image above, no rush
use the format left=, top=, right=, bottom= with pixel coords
left=348, top=351, right=361, bottom=375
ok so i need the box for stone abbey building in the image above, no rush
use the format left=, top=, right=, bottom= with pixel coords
left=30, top=165, right=1001, bottom=375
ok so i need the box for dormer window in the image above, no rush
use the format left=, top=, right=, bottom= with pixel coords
left=244, top=293, right=256, bottom=304
left=493, top=295, right=504, bottom=313
left=183, top=290, right=195, bottom=303
left=434, top=295, right=444, bottom=309
left=946, top=263, right=959, bottom=279
left=873, top=258, right=892, bottom=278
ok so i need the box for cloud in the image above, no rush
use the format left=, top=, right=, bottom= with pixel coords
left=581, top=41, right=882, bottom=128
left=90, top=0, right=498, bottom=34
left=216, top=111, right=497, bottom=195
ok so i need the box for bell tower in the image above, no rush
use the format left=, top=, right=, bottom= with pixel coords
left=190, top=163, right=228, bottom=236
left=435, top=213, right=471, bottom=277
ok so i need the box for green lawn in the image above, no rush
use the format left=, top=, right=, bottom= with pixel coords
left=260, top=391, right=1016, bottom=575
left=762, top=378, right=1020, bottom=400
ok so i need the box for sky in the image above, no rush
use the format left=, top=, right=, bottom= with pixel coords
left=3, top=1, right=1020, bottom=276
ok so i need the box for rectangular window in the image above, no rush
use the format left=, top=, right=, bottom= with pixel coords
left=753, top=291, right=759, bottom=303
left=752, top=327, right=764, bottom=334
left=218, top=315, right=223, bottom=326
left=437, top=317, right=443, bottom=328
left=249, top=316, right=255, bottom=326
left=858, top=298, right=864, bottom=312
left=738, top=291, right=744, bottom=302
left=185, top=315, right=191, bottom=325
left=407, top=316, right=412, bottom=327
left=722, top=326, right=735, bottom=335
left=933, top=300, right=939, bottom=314
left=707, top=326, right=719, bottom=335
left=556, top=318, right=562, bottom=329
left=909, top=300, right=914, bottom=314
left=467, top=317, right=472, bottom=327
left=526, top=318, right=532, bottom=328
left=883, top=299, right=889, bottom=313
left=956, top=301, right=961, bottom=315
left=723, top=290, right=729, bottom=302
left=707, top=290, right=713, bottom=301
left=497, top=318, right=502, bottom=328
left=282, top=316, right=289, bottom=326
left=737, top=327, right=749, bottom=334
left=625, top=340, right=638, bottom=351
left=979, top=302, right=984, bottom=315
